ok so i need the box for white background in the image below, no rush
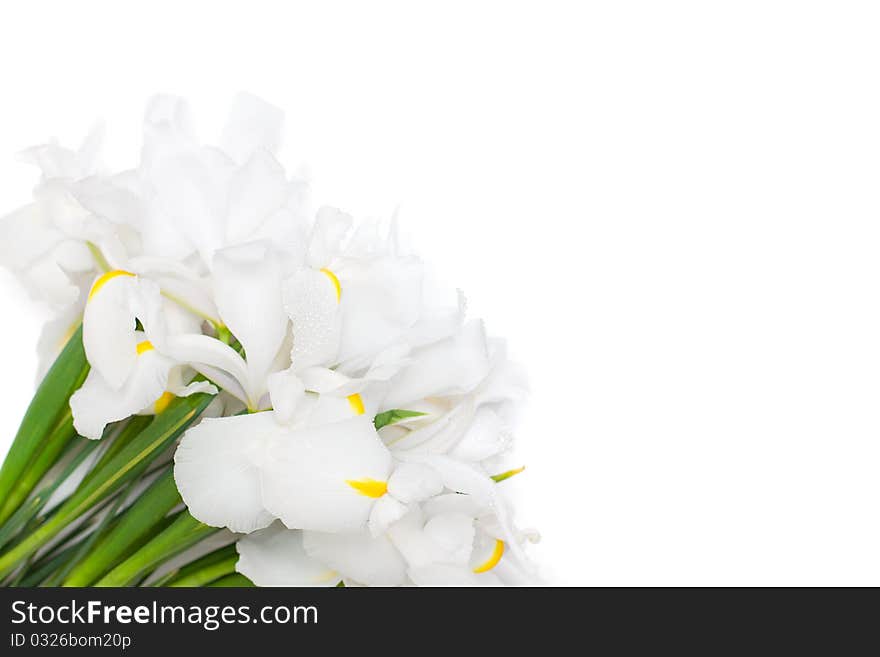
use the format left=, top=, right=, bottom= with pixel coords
left=1, top=1, right=879, bottom=585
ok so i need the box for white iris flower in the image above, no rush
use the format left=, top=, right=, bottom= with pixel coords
left=0, top=94, right=539, bottom=586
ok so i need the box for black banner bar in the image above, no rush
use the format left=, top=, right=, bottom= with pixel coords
left=0, top=587, right=873, bottom=653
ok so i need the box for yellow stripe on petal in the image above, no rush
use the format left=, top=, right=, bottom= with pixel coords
left=491, top=466, right=526, bottom=483
left=154, top=391, right=175, bottom=414
left=473, top=539, right=505, bottom=574
left=346, top=478, right=387, bottom=498
left=320, top=268, right=341, bottom=302
left=347, top=393, right=365, bottom=415
left=136, top=340, right=154, bottom=355
left=88, top=269, right=135, bottom=301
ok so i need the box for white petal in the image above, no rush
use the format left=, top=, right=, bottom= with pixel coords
left=144, top=142, right=228, bottom=267
left=266, top=368, right=306, bottom=425
left=159, top=297, right=204, bottom=338
left=335, top=257, right=423, bottom=365
left=20, top=128, right=102, bottom=180
left=129, top=278, right=169, bottom=346
left=358, top=343, right=412, bottom=381
left=143, top=95, right=195, bottom=145
left=165, top=333, right=250, bottom=404
left=382, top=319, right=490, bottom=408
left=306, top=206, right=352, bottom=268
left=387, top=400, right=476, bottom=455
left=261, top=416, right=392, bottom=532
left=368, top=496, right=409, bottom=537
left=174, top=413, right=278, bottom=533
left=448, top=408, right=511, bottom=463
left=283, top=268, right=341, bottom=371
left=127, top=255, right=220, bottom=324
left=220, top=93, right=284, bottom=165
left=236, top=524, right=337, bottom=587
left=387, top=463, right=443, bottom=503
left=70, top=348, right=172, bottom=440
left=474, top=343, right=529, bottom=408
left=20, top=254, right=83, bottom=309
left=422, top=513, right=475, bottom=566
left=0, top=203, right=61, bottom=271
left=82, top=272, right=141, bottom=389
left=408, top=454, right=530, bottom=570
left=407, top=271, right=466, bottom=347
left=408, top=564, right=502, bottom=587
left=36, top=300, right=84, bottom=383
left=386, top=508, right=451, bottom=570
left=300, top=356, right=408, bottom=397
left=489, top=555, right=543, bottom=586
left=297, top=366, right=351, bottom=394
left=303, top=530, right=407, bottom=586
left=53, top=239, right=95, bottom=274
left=422, top=493, right=488, bottom=519
left=213, top=242, right=287, bottom=402
left=225, top=151, right=291, bottom=245
left=169, top=379, right=218, bottom=398
left=305, top=393, right=376, bottom=426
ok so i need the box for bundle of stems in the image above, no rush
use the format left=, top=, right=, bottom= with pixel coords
left=0, top=327, right=251, bottom=587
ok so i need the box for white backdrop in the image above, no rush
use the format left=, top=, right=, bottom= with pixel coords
left=1, top=1, right=879, bottom=585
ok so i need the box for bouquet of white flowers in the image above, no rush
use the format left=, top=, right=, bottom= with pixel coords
left=0, top=94, right=537, bottom=586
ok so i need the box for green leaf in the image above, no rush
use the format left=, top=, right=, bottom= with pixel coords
left=11, top=540, right=81, bottom=587
left=6, top=497, right=115, bottom=586
left=152, top=543, right=237, bottom=586
left=80, top=415, right=153, bottom=488
left=62, top=468, right=182, bottom=586
left=207, top=573, right=254, bottom=587
left=0, top=438, right=99, bottom=552
left=0, top=325, right=88, bottom=526
left=43, top=474, right=139, bottom=587
left=95, top=510, right=217, bottom=587
left=0, top=391, right=214, bottom=580
left=14, top=513, right=177, bottom=587
left=373, top=409, right=427, bottom=430
left=162, top=544, right=238, bottom=587
left=0, top=413, right=78, bottom=526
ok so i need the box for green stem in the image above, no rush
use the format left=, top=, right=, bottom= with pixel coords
left=153, top=544, right=237, bottom=587
left=13, top=540, right=82, bottom=587
left=79, top=415, right=153, bottom=488
left=63, top=469, right=182, bottom=586
left=208, top=573, right=254, bottom=587
left=95, top=511, right=217, bottom=587
left=0, top=391, right=213, bottom=580
left=0, top=411, right=78, bottom=525
left=167, top=556, right=237, bottom=587
left=43, top=477, right=135, bottom=587
left=0, top=326, right=88, bottom=526
left=3, top=492, right=116, bottom=586
left=0, top=437, right=99, bottom=552
left=85, top=241, right=111, bottom=273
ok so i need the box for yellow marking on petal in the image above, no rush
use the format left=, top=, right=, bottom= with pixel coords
left=136, top=340, right=154, bottom=355
left=88, top=269, right=134, bottom=301
left=320, top=268, right=341, bottom=302
left=153, top=391, right=175, bottom=414
left=313, top=569, right=339, bottom=585
left=491, top=466, right=526, bottom=483
left=347, top=393, right=365, bottom=415
left=346, top=478, right=388, bottom=498
left=473, top=539, right=505, bottom=574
